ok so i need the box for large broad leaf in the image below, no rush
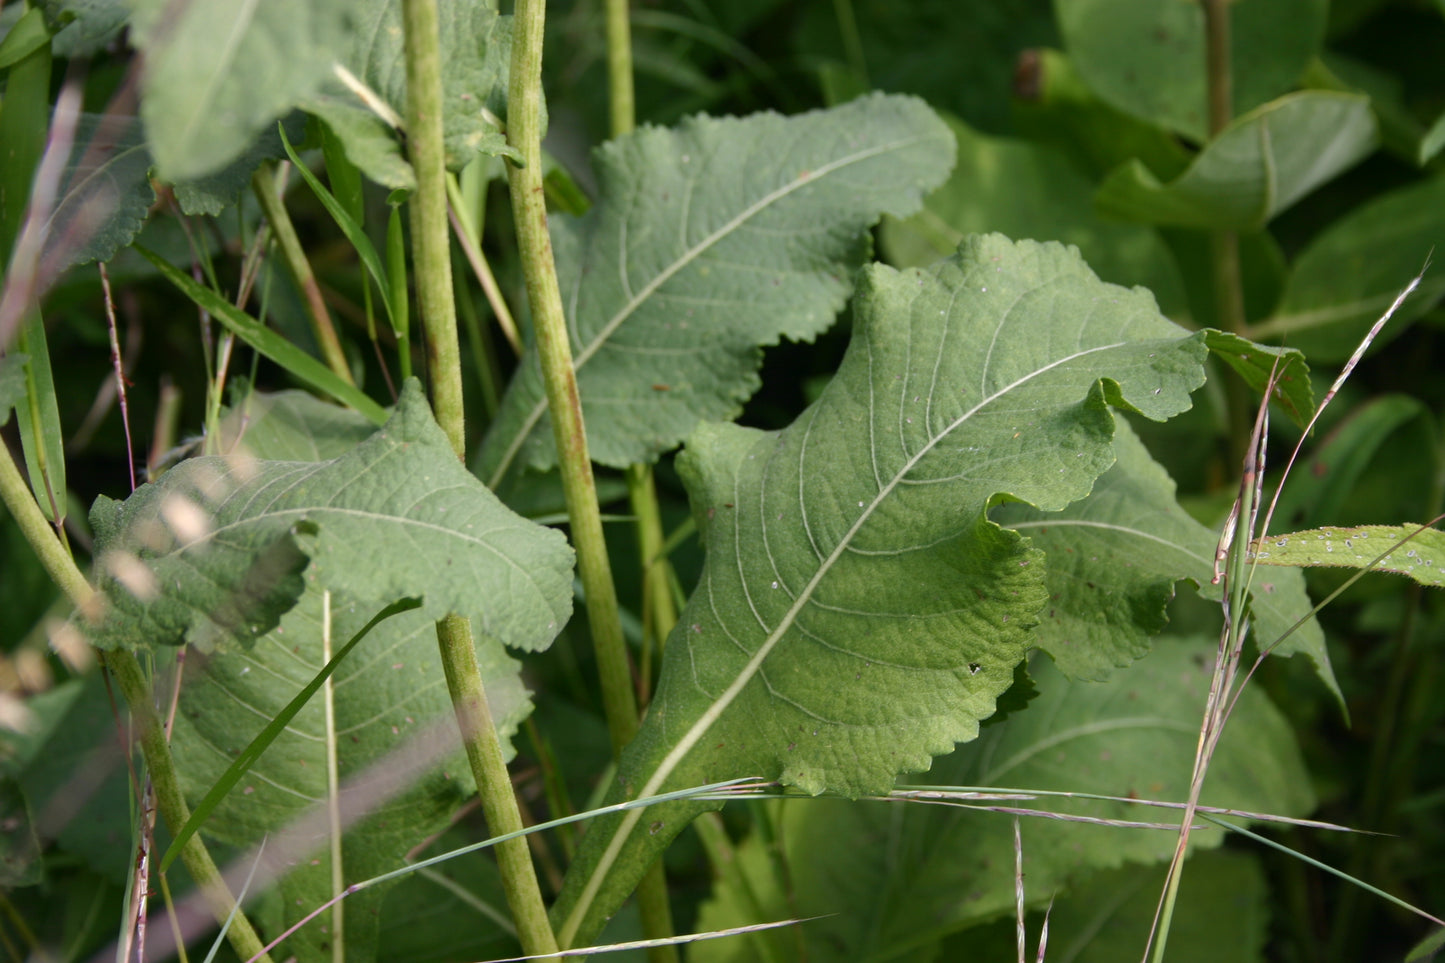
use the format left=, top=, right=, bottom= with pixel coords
left=87, top=380, right=573, bottom=654
left=475, top=93, right=956, bottom=485
left=163, top=388, right=538, bottom=963
left=307, top=0, right=516, bottom=186
left=1249, top=175, right=1445, bottom=362
left=38, top=114, right=152, bottom=274
left=550, top=235, right=1219, bottom=946
left=171, top=589, right=529, bottom=963
left=129, top=0, right=352, bottom=180
left=1095, top=92, right=1377, bottom=231
left=1056, top=0, right=1327, bottom=142
left=690, top=641, right=1310, bottom=962
left=879, top=111, right=1187, bottom=319
left=995, top=420, right=1337, bottom=701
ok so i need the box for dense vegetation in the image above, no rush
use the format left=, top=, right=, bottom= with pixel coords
left=2, top=1, right=1444, bottom=961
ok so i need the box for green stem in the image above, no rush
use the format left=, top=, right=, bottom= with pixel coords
left=0, top=443, right=273, bottom=963
left=437, top=614, right=559, bottom=955
left=402, top=0, right=465, bottom=455
left=402, top=0, right=558, bottom=956
left=250, top=165, right=354, bottom=387
left=509, top=0, right=639, bottom=760
left=606, top=0, right=635, bottom=140
left=628, top=464, right=677, bottom=704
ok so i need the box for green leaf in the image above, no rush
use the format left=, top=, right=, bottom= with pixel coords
left=217, top=388, right=380, bottom=461
left=476, top=93, right=957, bottom=485
left=1201, top=330, right=1314, bottom=428
left=41, top=0, right=129, bottom=59
left=87, top=380, right=574, bottom=653
left=305, top=94, right=416, bottom=191
left=879, top=111, right=1187, bottom=318
left=1249, top=175, right=1445, bottom=362
left=0, top=352, right=26, bottom=427
left=1249, top=524, right=1445, bottom=588
left=134, top=244, right=389, bottom=424
left=326, top=0, right=518, bottom=173
left=0, top=7, right=50, bottom=262
left=551, top=235, right=1215, bottom=946
left=1095, top=92, right=1378, bottom=231
left=172, top=112, right=307, bottom=216
left=128, top=0, right=352, bottom=180
left=16, top=310, right=66, bottom=524
left=1056, top=0, right=1327, bottom=142
left=39, top=114, right=154, bottom=272
left=170, top=588, right=531, bottom=963
left=159, top=596, right=422, bottom=874
left=0, top=5, right=49, bottom=67
left=690, top=641, right=1311, bottom=962
left=996, top=420, right=1336, bottom=702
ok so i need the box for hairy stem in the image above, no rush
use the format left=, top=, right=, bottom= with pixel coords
left=251, top=164, right=354, bottom=387
left=402, top=0, right=559, bottom=956
left=509, top=0, right=639, bottom=761
left=0, top=443, right=274, bottom=963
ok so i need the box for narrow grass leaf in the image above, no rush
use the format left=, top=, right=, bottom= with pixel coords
left=158, top=597, right=421, bottom=873
left=133, top=243, right=388, bottom=424
left=1249, top=524, right=1445, bottom=587
left=16, top=310, right=67, bottom=523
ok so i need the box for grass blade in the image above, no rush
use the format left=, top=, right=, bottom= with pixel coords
left=158, top=597, right=421, bottom=872
left=134, top=244, right=388, bottom=425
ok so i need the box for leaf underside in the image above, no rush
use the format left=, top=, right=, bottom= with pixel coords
left=476, top=92, right=957, bottom=485
left=552, top=234, right=1218, bottom=946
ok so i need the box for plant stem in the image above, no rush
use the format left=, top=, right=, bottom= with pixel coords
left=602, top=7, right=679, bottom=956
left=437, top=614, right=559, bottom=955
left=402, top=0, right=559, bottom=956
left=250, top=164, right=354, bottom=387
left=1200, top=0, right=1250, bottom=459
left=509, top=0, right=639, bottom=759
left=0, top=442, right=274, bottom=963
left=605, top=0, right=635, bottom=140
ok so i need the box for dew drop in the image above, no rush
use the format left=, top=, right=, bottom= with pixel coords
left=771, top=580, right=779, bottom=589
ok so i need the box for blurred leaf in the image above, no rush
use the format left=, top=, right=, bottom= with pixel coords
left=1250, top=175, right=1445, bottom=362
left=129, top=0, right=352, bottom=180
left=691, top=640, right=1311, bottom=962
left=0, top=4, right=49, bottom=67
left=476, top=93, right=956, bottom=484
left=1056, top=0, right=1327, bottom=142
left=0, top=352, right=26, bottom=426
left=172, top=112, right=307, bottom=216
left=0, top=7, right=50, bottom=260
left=792, top=0, right=1056, bottom=134
left=87, top=381, right=574, bottom=653
left=1271, top=395, right=1433, bottom=528
left=1096, top=92, right=1377, bottom=231
left=39, top=114, right=152, bottom=272
left=1250, top=524, right=1445, bottom=588
left=41, top=0, right=127, bottom=58
left=996, top=420, right=1336, bottom=702
left=879, top=111, right=1186, bottom=317
left=217, top=388, right=380, bottom=461
left=1018, top=850, right=1268, bottom=963
left=1421, top=110, right=1445, bottom=165
left=552, top=235, right=1218, bottom=946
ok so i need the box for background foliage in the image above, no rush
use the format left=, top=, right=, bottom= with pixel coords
left=2, top=0, right=1445, bottom=961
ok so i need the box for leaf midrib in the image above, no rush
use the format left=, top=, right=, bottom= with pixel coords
left=558, top=336, right=1127, bottom=945
left=485, top=130, right=937, bottom=486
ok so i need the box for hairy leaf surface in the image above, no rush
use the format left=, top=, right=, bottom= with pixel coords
left=551, top=235, right=1215, bottom=946
left=691, top=641, right=1310, bottom=962
left=129, top=0, right=351, bottom=180
left=996, top=420, right=1334, bottom=696
left=1250, top=524, right=1445, bottom=587
left=476, top=93, right=956, bottom=484
left=88, top=380, right=573, bottom=653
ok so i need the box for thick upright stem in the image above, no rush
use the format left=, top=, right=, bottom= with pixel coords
left=605, top=0, right=635, bottom=140
left=402, top=0, right=464, bottom=454
left=0, top=443, right=273, bottom=963
left=402, top=0, right=559, bottom=956
left=251, top=165, right=354, bottom=387
left=508, top=0, right=639, bottom=759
